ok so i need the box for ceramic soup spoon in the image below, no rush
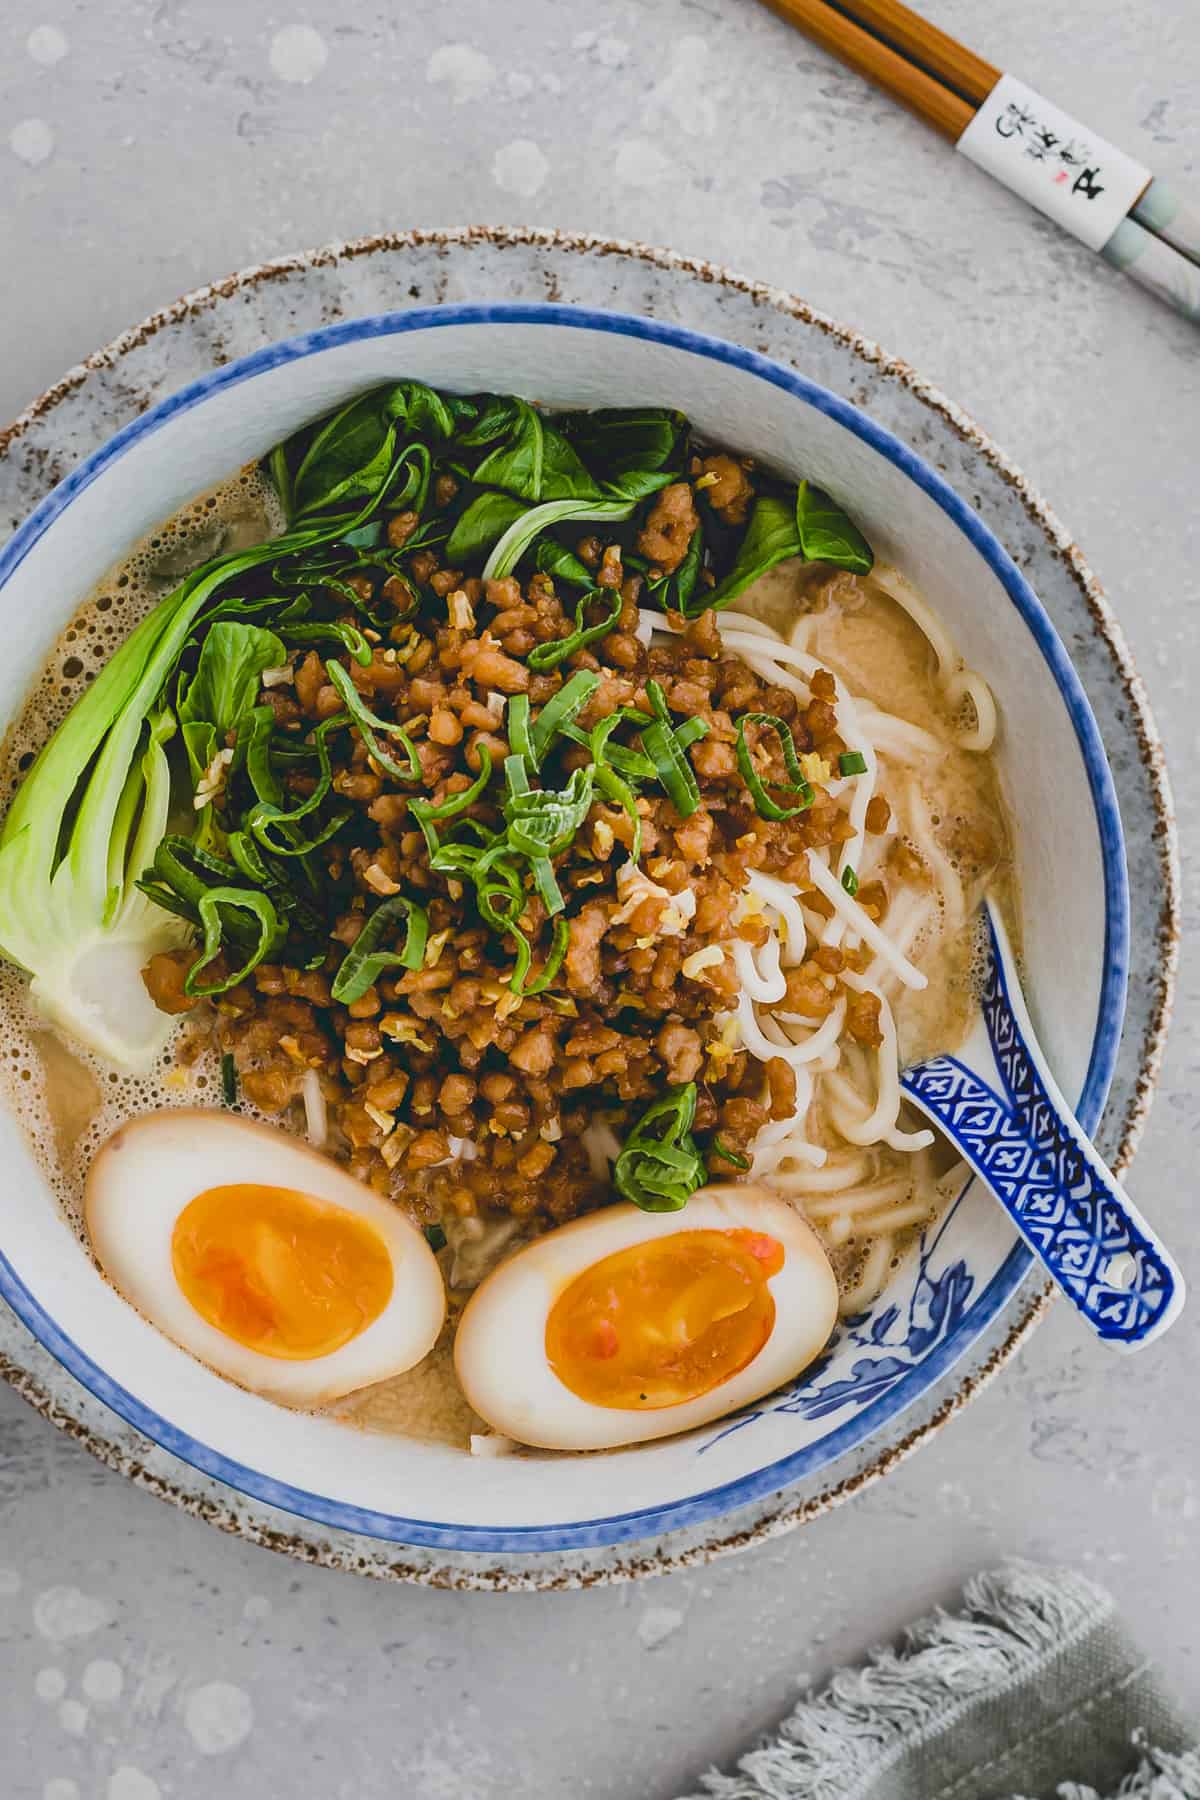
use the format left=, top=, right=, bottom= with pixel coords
left=900, top=899, right=1184, bottom=1350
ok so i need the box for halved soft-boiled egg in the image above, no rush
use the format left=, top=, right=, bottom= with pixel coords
left=454, top=1185, right=838, bottom=1450
left=85, top=1110, right=445, bottom=1407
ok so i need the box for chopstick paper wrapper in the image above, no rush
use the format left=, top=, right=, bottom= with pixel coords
left=958, top=74, right=1200, bottom=317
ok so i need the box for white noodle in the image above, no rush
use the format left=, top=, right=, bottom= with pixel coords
left=777, top=997, right=847, bottom=1064
left=801, top=1177, right=914, bottom=1221
left=301, top=1069, right=327, bottom=1149
left=731, top=935, right=788, bottom=1004
left=804, top=855, right=928, bottom=989
left=855, top=704, right=945, bottom=761
left=745, top=871, right=810, bottom=964
left=770, top=1153, right=872, bottom=1194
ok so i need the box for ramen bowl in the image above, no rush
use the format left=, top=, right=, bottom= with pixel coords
left=0, top=302, right=1127, bottom=1557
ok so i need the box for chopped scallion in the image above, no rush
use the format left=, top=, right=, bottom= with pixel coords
left=330, top=893, right=429, bottom=1003
left=710, top=1137, right=750, bottom=1171
left=734, top=712, right=814, bottom=822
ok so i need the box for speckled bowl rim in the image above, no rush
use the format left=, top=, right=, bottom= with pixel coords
left=0, top=228, right=1180, bottom=1587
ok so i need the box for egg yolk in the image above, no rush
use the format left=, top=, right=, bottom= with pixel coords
left=545, top=1228, right=784, bottom=1410
left=171, top=1184, right=394, bottom=1361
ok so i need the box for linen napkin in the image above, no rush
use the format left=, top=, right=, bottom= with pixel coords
left=678, top=1563, right=1197, bottom=1800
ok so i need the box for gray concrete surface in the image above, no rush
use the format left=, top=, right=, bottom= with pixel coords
left=1, top=2, right=1198, bottom=1797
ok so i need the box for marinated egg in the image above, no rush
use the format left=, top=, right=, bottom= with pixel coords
left=454, top=1185, right=838, bottom=1450
left=85, top=1110, right=445, bottom=1406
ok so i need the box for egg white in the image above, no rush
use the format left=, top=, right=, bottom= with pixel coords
left=454, top=1185, right=838, bottom=1450
left=85, top=1108, right=446, bottom=1407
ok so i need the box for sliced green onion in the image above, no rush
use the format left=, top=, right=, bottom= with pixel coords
left=838, top=750, right=868, bottom=777
left=734, top=712, right=814, bottom=822
left=241, top=705, right=283, bottom=806
left=221, top=1053, right=238, bottom=1106
left=503, top=764, right=595, bottom=860
left=506, top=693, right=535, bottom=765
left=409, top=746, right=494, bottom=856
left=529, top=855, right=565, bottom=916
left=642, top=681, right=701, bottom=819
left=502, top=920, right=535, bottom=993
left=424, top=1223, right=447, bottom=1251
left=529, top=670, right=600, bottom=764
left=504, top=754, right=530, bottom=800
left=841, top=865, right=859, bottom=897
left=146, top=836, right=244, bottom=908
left=283, top=619, right=373, bottom=667
left=710, top=1137, right=750, bottom=1171
left=594, top=763, right=642, bottom=864
left=674, top=717, right=710, bottom=753
left=247, top=714, right=353, bottom=857
left=614, top=1084, right=707, bottom=1212
left=518, top=916, right=570, bottom=995
left=564, top=708, right=657, bottom=782
left=528, top=587, right=622, bottom=673
left=185, top=887, right=282, bottom=998
left=323, top=660, right=421, bottom=782
left=330, top=893, right=429, bottom=1004
left=226, top=829, right=274, bottom=886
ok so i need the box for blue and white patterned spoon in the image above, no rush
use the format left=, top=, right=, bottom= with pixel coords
left=900, top=899, right=1185, bottom=1351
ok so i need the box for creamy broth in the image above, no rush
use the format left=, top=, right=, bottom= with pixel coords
left=0, top=470, right=1017, bottom=1444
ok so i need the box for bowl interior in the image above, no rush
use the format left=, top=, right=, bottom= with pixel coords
left=0, top=307, right=1126, bottom=1551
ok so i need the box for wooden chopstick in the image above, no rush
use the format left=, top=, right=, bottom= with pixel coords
left=757, top=0, right=1200, bottom=319
left=824, top=0, right=998, bottom=106
left=759, top=0, right=974, bottom=138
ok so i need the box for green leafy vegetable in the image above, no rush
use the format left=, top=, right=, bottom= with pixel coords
left=649, top=527, right=703, bottom=615
left=0, top=532, right=328, bottom=1068
left=698, top=496, right=802, bottom=613
left=614, top=1085, right=708, bottom=1212
left=559, top=407, right=686, bottom=477
left=178, top=622, right=286, bottom=741
left=503, top=763, right=596, bottom=859
left=281, top=619, right=373, bottom=666
left=482, top=498, right=638, bottom=583
left=533, top=537, right=596, bottom=589
left=444, top=491, right=526, bottom=565
left=795, top=481, right=874, bottom=574
left=473, top=399, right=600, bottom=502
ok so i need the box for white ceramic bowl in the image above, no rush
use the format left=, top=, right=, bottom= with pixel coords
left=0, top=304, right=1126, bottom=1555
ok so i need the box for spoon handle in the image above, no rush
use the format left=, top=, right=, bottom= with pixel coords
left=901, top=901, right=1184, bottom=1351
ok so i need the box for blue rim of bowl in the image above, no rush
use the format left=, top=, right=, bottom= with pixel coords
left=0, top=303, right=1129, bottom=1553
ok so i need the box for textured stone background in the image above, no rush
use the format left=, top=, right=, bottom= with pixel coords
left=1, top=3, right=1198, bottom=1798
